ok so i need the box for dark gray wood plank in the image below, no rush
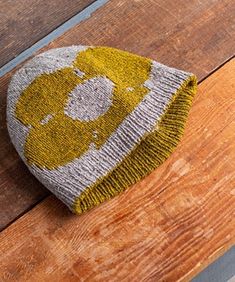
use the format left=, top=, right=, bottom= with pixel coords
left=0, top=0, right=95, bottom=67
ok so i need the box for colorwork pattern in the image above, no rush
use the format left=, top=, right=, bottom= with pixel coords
left=7, top=46, right=197, bottom=214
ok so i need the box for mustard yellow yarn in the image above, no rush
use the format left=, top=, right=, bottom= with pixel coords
left=15, top=47, right=151, bottom=169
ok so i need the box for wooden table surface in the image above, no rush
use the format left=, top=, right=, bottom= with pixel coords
left=0, top=0, right=234, bottom=281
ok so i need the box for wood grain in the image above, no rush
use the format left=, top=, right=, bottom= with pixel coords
left=0, top=0, right=95, bottom=67
left=0, top=0, right=235, bottom=230
left=0, top=59, right=234, bottom=282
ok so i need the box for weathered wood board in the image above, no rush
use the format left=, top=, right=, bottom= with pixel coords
left=0, top=0, right=95, bottom=67
left=0, top=59, right=234, bottom=282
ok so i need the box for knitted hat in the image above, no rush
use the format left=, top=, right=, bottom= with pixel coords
left=7, top=46, right=197, bottom=214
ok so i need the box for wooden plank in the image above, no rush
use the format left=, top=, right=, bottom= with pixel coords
left=0, top=0, right=95, bottom=67
left=0, top=0, right=234, bottom=230
left=0, top=59, right=234, bottom=282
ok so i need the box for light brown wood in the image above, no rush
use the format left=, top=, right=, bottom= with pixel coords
left=0, top=0, right=95, bottom=67
left=1, top=0, right=235, bottom=231
left=0, top=59, right=234, bottom=282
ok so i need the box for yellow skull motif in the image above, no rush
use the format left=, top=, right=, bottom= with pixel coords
left=15, top=47, right=152, bottom=169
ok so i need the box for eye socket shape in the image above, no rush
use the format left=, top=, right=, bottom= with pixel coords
left=64, top=76, right=114, bottom=122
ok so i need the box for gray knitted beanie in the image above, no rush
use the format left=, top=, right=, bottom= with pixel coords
left=7, top=45, right=197, bottom=214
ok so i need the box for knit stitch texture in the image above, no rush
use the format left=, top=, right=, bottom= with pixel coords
left=7, top=46, right=197, bottom=214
